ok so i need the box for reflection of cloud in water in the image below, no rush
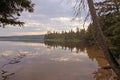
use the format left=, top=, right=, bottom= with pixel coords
left=51, top=57, right=83, bottom=62
left=51, top=57, right=70, bottom=62
left=50, top=55, right=83, bottom=62
left=19, top=51, right=29, bottom=54
left=1, top=51, right=15, bottom=56
left=6, top=41, right=45, bottom=47
left=0, top=51, right=27, bottom=80
left=49, top=48, right=89, bottom=62
left=1, top=51, right=29, bottom=57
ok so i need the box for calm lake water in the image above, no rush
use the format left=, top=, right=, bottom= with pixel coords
left=0, top=41, right=115, bottom=80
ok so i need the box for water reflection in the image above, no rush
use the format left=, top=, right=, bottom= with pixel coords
left=0, top=41, right=117, bottom=80
left=45, top=41, right=117, bottom=80
left=0, top=51, right=26, bottom=80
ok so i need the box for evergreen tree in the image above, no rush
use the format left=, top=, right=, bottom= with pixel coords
left=0, top=0, right=34, bottom=27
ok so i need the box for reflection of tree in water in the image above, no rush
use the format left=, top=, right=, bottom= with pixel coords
left=0, top=51, right=26, bottom=80
left=87, top=48, right=117, bottom=80
left=45, top=41, right=117, bottom=80
left=45, top=41, right=86, bottom=53
left=93, top=68, right=117, bottom=80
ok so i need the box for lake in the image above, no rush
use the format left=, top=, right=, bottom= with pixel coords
left=0, top=41, right=116, bottom=80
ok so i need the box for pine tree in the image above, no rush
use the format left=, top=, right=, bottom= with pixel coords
left=0, top=0, right=34, bottom=27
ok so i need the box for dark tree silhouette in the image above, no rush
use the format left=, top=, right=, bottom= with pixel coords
left=0, top=0, right=34, bottom=27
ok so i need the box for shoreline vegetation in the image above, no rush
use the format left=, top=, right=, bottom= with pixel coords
left=44, top=27, right=95, bottom=46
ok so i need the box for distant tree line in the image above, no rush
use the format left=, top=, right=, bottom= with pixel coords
left=44, top=27, right=94, bottom=46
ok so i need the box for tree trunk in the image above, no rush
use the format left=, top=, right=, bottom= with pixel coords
left=87, top=0, right=120, bottom=78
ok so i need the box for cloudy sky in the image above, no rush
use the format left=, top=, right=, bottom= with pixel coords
left=0, top=0, right=90, bottom=36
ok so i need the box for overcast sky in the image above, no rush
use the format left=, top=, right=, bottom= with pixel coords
left=0, top=0, right=90, bottom=36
